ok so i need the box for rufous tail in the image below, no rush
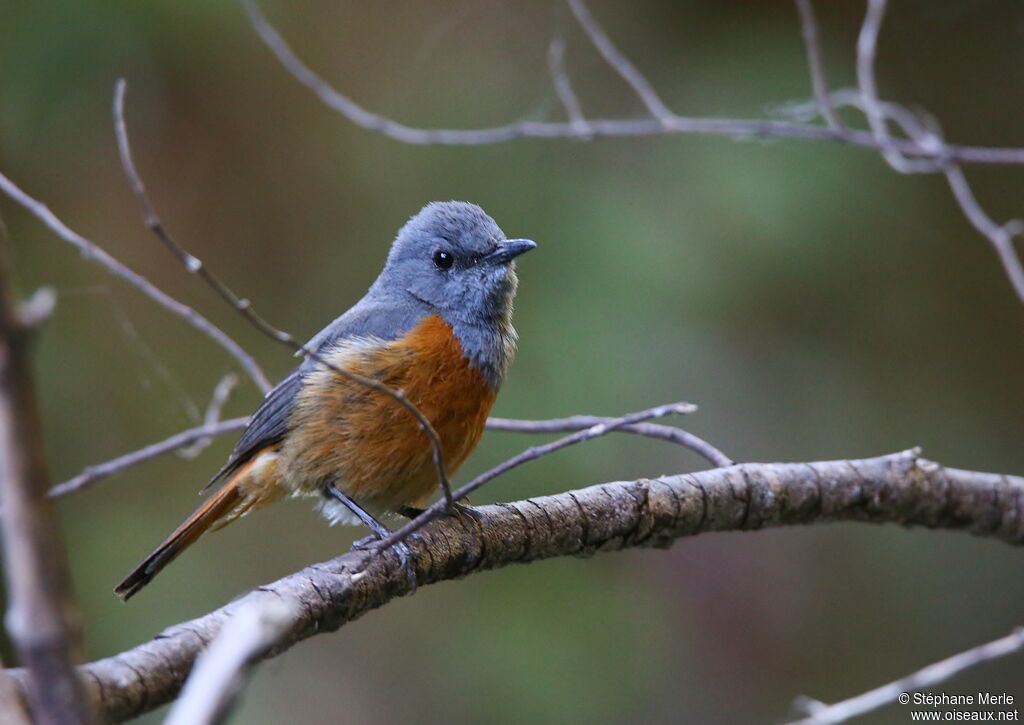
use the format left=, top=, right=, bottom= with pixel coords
left=114, top=478, right=243, bottom=601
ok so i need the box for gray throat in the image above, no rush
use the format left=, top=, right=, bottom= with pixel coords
left=448, top=315, right=518, bottom=391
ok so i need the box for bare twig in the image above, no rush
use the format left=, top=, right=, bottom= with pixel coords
left=245, top=0, right=1024, bottom=302
left=846, top=0, right=1024, bottom=302
left=547, top=38, right=590, bottom=134
left=7, top=450, right=1023, bottom=722
left=943, top=166, right=1024, bottom=302
left=794, top=0, right=842, bottom=131
left=0, top=228, right=90, bottom=722
left=179, top=373, right=240, bottom=459
left=792, top=628, right=1024, bottom=724
left=486, top=414, right=731, bottom=467
left=113, top=80, right=457, bottom=509
left=48, top=417, right=250, bottom=498
left=0, top=172, right=271, bottom=393
left=165, top=597, right=299, bottom=725
left=242, top=0, right=1024, bottom=163
left=565, top=0, right=675, bottom=125
left=855, top=0, right=938, bottom=174
left=377, top=401, right=693, bottom=553
left=47, top=406, right=722, bottom=501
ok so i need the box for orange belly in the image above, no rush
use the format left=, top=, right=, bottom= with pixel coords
left=280, top=314, right=497, bottom=513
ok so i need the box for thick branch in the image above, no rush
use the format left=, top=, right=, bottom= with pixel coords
left=164, top=597, right=299, bottom=725
left=0, top=236, right=90, bottom=721
left=9, top=450, right=1022, bottom=723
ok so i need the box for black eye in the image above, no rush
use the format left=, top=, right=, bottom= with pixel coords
left=433, top=249, right=454, bottom=270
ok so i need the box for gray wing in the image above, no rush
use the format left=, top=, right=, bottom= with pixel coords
left=202, top=292, right=430, bottom=490
left=201, top=369, right=302, bottom=490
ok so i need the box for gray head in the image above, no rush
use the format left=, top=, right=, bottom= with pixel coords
left=374, top=201, right=535, bottom=329
left=366, top=201, right=535, bottom=388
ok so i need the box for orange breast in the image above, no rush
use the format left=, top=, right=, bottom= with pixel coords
left=282, top=314, right=496, bottom=512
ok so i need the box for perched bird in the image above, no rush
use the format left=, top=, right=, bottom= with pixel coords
left=115, top=201, right=535, bottom=600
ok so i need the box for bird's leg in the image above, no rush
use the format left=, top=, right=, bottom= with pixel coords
left=325, top=484, right=418, bottom=592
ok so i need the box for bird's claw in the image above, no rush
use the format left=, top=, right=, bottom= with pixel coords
left=352, top=533, right=378, bottom=551
left=350, top=532, right=420, bottom=593
left=448, top=500, right=489, bottom=525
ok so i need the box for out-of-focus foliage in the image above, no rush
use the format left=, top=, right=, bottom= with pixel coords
left=1, top=1, right=1022, bottom=722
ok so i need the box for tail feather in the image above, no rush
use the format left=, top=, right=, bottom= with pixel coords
left=114, top=479, right=243, bottom=601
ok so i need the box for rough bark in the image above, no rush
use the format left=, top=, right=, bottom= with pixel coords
left=4, top=449, right=1021, bottom=723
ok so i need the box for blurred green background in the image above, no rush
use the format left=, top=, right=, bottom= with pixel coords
left=2, top=0, right=1023, bottom=722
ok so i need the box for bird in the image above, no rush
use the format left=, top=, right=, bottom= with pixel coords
left=115, top=201, right=535, bottom=601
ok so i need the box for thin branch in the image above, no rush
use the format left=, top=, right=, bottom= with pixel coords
left=486, top=414, right=731, bottom=467
left=855, top=0, right=937, bottom=174
left=943, top=166, right=1024, bottom=302
left=113, top=79, right=457, bottom=509
left=792, top=628, right=1024, bottom=724
left=0, top=227, right=90, bottom=722
left=376, top=401, right=696, bottom=554
left=0, top=171, right=271, bottom=393
left=48, top=417, right=250, bottom=498
left=804, top=90, right=1024, bottom=303
left=244, top=0, right=1024, bottom=302
left=240, top=0, right=1024, bottom=165
left=8, top=450, right=1023, bottom=722
left=47, top=406, right=722, bottom=501
left=547, top=37, right=590, bottom=134
left=794, top=0, right=843, bottom=130
left=165, top=597, right=299, bottom=725
left=846, top=0, right=1024, bottom=304
left=783, top=67, right=1024, bottom=304
left=823, top=1, right=1024, bottom=300
left=179, top=373, right=239, bottom=459
left=564, top=0, right=675, bottom=125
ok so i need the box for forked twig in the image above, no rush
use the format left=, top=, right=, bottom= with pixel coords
left=243, top=0, right=1024, bottom=303
left=794, top=0, right=842, bottom=131
left=565, top=0, right=675, bottom=125
left=849, top=0, right=1024, bottom=300
left=48, top=408, right=728, bottom=499
left=239, top=0, right=1024, bottom=164
left=547, top=37, right=589, bottom=134
left=376, top=402, right=695, bottom=553
left=488, top=414, right=731, bottom=467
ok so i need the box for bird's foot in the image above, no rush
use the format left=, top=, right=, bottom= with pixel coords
left=351, top=532, right=419, bottom=593
left=326, top=483, right=419, bottom=593
left=448, top=500, right=490, bottom=525
left=352, top=533, right=379, bottom=550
